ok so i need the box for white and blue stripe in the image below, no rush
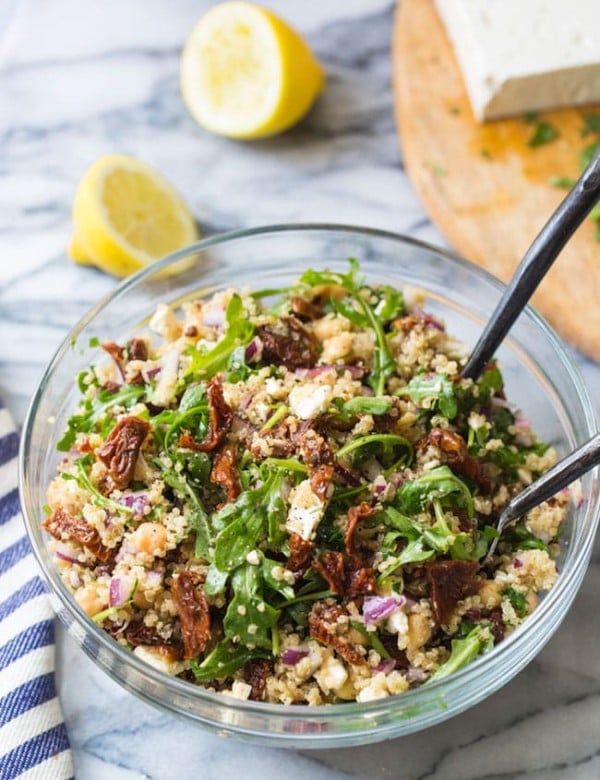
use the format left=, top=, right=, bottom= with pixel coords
left=0, top=402, right=73, bottom=779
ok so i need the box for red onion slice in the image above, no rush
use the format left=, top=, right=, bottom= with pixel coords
left=362, top=595, right=406, bottom=626
left=281, top=648, right=309, bottom=665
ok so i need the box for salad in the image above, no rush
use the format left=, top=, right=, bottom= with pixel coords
left=44, top=261, right=569, bottom=704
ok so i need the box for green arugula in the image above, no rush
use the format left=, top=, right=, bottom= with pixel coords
left=184, top=294, right=254, bottom=381
left=503, top=586, right=528, bottom=618
left=404, top=373, right=457, bottom=419
left=190, top=640, right=269, bottom=681
left=223, top=563, right=281, bottom=650
left=336, top=433, right=413, bottom=471
left=395, top=466, right=474, bottom=520
left=427, top=626, right=486, bottom=683
left=62, top=457, right=134, bottom=516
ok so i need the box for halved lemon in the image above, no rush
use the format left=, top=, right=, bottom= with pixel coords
left=180, top=2, right=324, bottom=139
left=69, top=155, right=199, bottom=278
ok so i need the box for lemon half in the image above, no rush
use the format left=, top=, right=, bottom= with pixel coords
left=180, top=2, right=324, bottom=139
left=70, top=155, right=199, bottom=278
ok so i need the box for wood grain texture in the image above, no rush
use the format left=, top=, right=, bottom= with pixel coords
left=393, top=0, right=600, bottom=359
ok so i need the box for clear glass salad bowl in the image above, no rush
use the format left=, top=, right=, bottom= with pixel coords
left=20, top=225, right=599, bottom=748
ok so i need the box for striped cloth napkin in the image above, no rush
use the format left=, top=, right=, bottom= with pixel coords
left=0, top=401, right=74, bottom=779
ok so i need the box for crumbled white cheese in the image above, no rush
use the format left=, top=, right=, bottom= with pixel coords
left=288, top=384, right=333, bottom=420
left=386, top=609, right=409, bottom=651
left=149, top=304, right=182, bottom=341
left=285, top=479, right=325, bottom=540
left=133, top=646, right=185, bottom=676
left=314, top=657, right=348, bottom=694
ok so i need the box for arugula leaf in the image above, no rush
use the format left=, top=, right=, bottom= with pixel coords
left=505, top=525, right=550, bottom=553
left=262, top=556, right=295, bottom=601
left=581, top=114, right=600, bottom=137
left=350, top=620, right=392, bottom=660
left=57, top=384, right=146, bottom=452
left=528, top=121, right=558, bottom=148
left=190, top=640, right=269, bottom=681
left=377, top=539, right=435, bottom=582
left=395, top=466, right=474, bottom=519
left=427, top=626, right=485, bottom=683
left=503, top=586, right=528, bottom=617
left=377, top=506, right=422, bottom=540
left=405, top=373, right=457, bottom=419
left=223, top=564, right=281, bottom=650
left=476, top=363, right=504, bottom=401
left=336, top=433, right=413, bottom=470
left=184, top=294, right=254, bottom=381
left=66, top=457, right=134, bottom=516
left=204, top=563, right=229, bottom=596
left=342, top=396, right=393, bottom=416
left=374, top=285, right=405, bottom=322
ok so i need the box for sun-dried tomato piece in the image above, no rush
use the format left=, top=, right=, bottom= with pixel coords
left=487, top=607, right=505, bottom=644
left=243, top=658, right=273, bottom=701
left=345, top=566, right=377, bottom=597
left=313, top=551, right=346, bottom=594
left=171, top=570, right=212, bottom=660
left=296, top=428, right=335, bottom=500
left=286, top=532, right=313, bottom=577
left=345, top=501, right=377, bottom=559
left=124, top=621, right=169, bottom=647
left=308, top=603, right=367, bottom=666
left=257, top=316, right=319, bottom=370
left=97, top=416, right=150, bottom=490
left=427, top=560, right=480, bottom=625
left=210, top=443, right=240, bottom=504
left=101, top=341, right=125, bottom=378
left=290, top=296, right=324, bottom=322
left=127, top=338, right=148, bottom=362
left=43, top=507, right=112, bottom=562
left=179, top=375, right=233, bottom=453
left=421, top=428, right=490, bottom=493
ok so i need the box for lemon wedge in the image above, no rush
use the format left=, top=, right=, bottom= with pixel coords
left=180, top=2, right=324, bottom=139
left=69, top=155, right=199, bottom=278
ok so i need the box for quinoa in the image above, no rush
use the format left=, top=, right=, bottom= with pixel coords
left=44, top=261, right=573, bottom=704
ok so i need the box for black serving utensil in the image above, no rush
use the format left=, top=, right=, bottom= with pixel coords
left=462, top=149, right=600, bottom=381
left=486, top=432, right=600, bottom=560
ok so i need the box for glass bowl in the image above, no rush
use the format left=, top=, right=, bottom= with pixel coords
left=20, top=224, right=599, bottom=748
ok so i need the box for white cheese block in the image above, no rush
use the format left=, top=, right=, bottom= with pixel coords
left=435, top=0, right=600, bottom=120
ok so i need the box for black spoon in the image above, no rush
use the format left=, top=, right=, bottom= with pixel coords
left=485, top=433, right=600, bottom=560
left=462, top=149, right=600, bottom=381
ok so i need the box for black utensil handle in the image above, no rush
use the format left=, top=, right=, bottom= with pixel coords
left=462, top=150, right=600, bottom=381
left=501, top=433, right=600, bottom=527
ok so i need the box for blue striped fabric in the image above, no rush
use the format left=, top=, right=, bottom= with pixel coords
left=0, top=403, right=73, bottom=779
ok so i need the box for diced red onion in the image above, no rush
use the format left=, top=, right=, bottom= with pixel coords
left=406, top=666, right=428, bottom=683
left=281, top=648, right=309, bottom=665
left=375, top=659, right=396, bottom=674
left=465, top=608, right=482, bottom=620
left=245, top=337, right=263, bottom=363
left=373, top=481, right=387, bottom=495
left=202, top=304, right=226, bottom=328
left=143, top=365, right=161, bottom=381
left=413, top=307, right=445, bottom=332
left=109, top=577, right=125, bottom=607
left=118, top=492, right=148, bottom=517
left=145, top=570, right=163, bottom=588
left=55, top=544, right=80, bottom=565
left=513, top=557, right=523, bottom=569
left=363, top=595, right=406, bottom=626
left=514, top=418, right=531, bottom=429
left=296, top=364, right=364, bottom=380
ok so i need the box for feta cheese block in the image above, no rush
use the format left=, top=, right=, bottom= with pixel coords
left=435, top=0, right=600, bottom=120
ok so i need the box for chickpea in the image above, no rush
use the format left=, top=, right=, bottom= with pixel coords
left=131, top=522, right=168, bottom=556
left=407, top=612, right=433, bottom=653
left=313, top=314, right=350, bottom=343
left=75, top=583, right=107, bottom=617
left=321, top=332, right=354, bottom=363
left=479, top=580, right=502, bottom=609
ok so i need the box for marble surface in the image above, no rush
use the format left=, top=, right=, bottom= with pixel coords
left=1, top=1, right=599, bottom=778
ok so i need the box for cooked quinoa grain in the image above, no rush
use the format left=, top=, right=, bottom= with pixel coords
left=44, top=262, right=572, bottom=703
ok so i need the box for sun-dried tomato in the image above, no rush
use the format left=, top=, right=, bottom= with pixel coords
left=243, top=658, right=273, bottom=701
left=345, top=566, right=377, bottom=597
left=290, top=296, right=324, bottom=322
left=308, top=603, right=367, bottom=666
left=427, top=560, right=480, bottom=625
left=296, top=428, right=335, bottom=500
left=210, top=443, right=240, bottom=504
left=127, top=338, right=148, bottom=362
left=101, top=341, right=125, bottom=378
left=345, top=501, right=376, bottom=559
left=286, top=533, right=313, bottom=578
left=313, top=550, right=346, bottom=594
left=97, top=416, right=150, bottom=490
left=487, top=607, right=505, bottom=644
left=257, top=316, right=318, bottom=370
left=43, top=507, right=112, bottom=562
left=179, top=375, right=233, bottom=453
left=421, top=428, right=490, bottom=493
left=171, top=570, right=212, bottom=660
left=124, top=621, right=169, bottom=647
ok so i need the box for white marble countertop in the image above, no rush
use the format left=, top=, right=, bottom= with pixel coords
left=1, top=1, right=599, bottom=778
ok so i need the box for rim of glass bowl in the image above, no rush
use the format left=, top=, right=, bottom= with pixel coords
left=20, top=223, right=599, bottom=723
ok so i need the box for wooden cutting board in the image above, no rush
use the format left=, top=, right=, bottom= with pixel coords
left=393, top=0, right=600, bottom=360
